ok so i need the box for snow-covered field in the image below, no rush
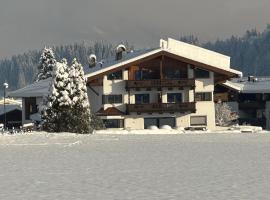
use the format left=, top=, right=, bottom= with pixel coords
left=1, top=132, right=270, bottom=199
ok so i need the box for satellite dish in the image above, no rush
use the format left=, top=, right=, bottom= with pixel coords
left=88, top=54, right=97, bottom=67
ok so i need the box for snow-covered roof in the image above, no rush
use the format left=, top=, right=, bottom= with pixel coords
left=223, top=77, right=270, bottom=93
left=84, top=48, right=158, bottom=78
left=8, top=78, right=51, bottom=98
left=0, top=104, right=21, bottom=115
left=0, top=98, right=21, bottom=105
left=85, top=38, right=242, bottom=79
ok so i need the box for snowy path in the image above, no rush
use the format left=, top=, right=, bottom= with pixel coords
left=0, top=133, right=270, bottom=199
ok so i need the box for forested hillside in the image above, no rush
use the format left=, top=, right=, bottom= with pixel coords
left=204, top=25, right=270, bottom=76
left=2, top=25, right=270, bottom=93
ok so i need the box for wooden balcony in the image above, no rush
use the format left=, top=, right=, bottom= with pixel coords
left=126, top=79, right=195, bottom=90
left=126, top=102, right=196, bottom=114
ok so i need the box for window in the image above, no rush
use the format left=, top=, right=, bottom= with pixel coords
left=195, top=92, right=212, bottom=101
left=102, top=95, right=122, bottom=104
left=135, top=94, right=150, bottom=104
left=25, top=97, right=38, bottom=120
left=103, top=119, right=124, bottom=128
left=107, top=70, right=123, bottom=80
left=167, top=93, right=182, bottom=103
left=194, top=68, right=210, bottom=78
left=190, top=116, right=207, bottom=126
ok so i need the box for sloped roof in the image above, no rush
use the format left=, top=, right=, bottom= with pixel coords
left=84, top=48, right=161, bottom=79
left=8, top=78, right=51, bottom=98
left=85, top=38, right=242, bottom=80
left=0, top=104, right=21, bottom=115
left=84, top=48, right=157, bottom=76
left=223, top=77, right=270, bottom=93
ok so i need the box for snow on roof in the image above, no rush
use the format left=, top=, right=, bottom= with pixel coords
left=223, top=77, right=270, bottom=93
left=8, top=78, right=51, bottom=98
left=85, top=38, right=242, bottom=79
left=0, top=104, right=21, bottom=115
left=0, top=98, right=21, bottom=105
left=84, top=48, right=158, bottom=77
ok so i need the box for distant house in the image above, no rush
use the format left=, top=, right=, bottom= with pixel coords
left=215, top=76, right=270, bottom=129
left=8, top=79, right=49, bottom=125
left=9, top=38, right=242, bottom=130
left=0, top=98, right=22, bottom=128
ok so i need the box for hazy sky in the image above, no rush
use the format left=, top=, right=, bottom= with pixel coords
left=1, top=0, right=270, bottom=58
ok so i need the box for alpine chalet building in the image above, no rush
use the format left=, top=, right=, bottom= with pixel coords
left=9, top=38, right=242, bottom=130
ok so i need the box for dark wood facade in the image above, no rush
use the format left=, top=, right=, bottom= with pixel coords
left=126, top=79, right=195, bottom=90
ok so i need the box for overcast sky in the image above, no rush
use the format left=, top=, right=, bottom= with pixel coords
left=0, top=0, right=270, bottom=58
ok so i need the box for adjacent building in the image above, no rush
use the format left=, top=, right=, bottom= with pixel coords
left=9, top=38, right=242, bottom=130
left=0, top=98, right=22, bottom=128
left=215, top=76, right=270, bottom=129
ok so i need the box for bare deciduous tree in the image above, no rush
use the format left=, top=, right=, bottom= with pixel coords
left=215, top=101, right=239, bottom=126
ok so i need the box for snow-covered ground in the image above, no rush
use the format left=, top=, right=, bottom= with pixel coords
left=1, top=132, right=270, bottom=199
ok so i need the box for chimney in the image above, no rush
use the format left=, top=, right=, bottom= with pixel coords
left=88, top=54, right=97, bottom=68
left=116, top=44, right=126, bottom=61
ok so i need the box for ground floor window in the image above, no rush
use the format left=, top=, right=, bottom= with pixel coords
left=144, top=117, right=175, bottom=129
left=103, top=119, right=124, bottom=128
left=190, top=116, right=207, bottom=126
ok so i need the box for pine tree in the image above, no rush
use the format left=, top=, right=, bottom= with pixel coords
left=90, top=112, right=105, bottom=130
left=36, top=47, right=57, bottom=81
left=68, top=58, right=93, bottom=133
left=41, top=59, right=73, bottom=132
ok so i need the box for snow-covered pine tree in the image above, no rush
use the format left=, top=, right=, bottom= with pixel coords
left=36, top=47, right=57, bottom=81
left=68, top=58, right=93, bottom=133
left=42, top=58, right=73, bottom=132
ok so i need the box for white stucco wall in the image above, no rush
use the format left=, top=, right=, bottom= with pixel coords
left=165, top=38, right=230, bottom=69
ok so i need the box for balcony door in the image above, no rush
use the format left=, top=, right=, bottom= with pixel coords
left=167, top=93, right=182, bottom=103
left=135, top=94, right=150, bottom=104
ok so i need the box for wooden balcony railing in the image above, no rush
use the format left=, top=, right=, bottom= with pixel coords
left=126, top=102, right=196, bottom=114
left=126, top=79, right=195, bottom=89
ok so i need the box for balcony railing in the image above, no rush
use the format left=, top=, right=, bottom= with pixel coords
left=126, top=102, right=196, bottom=114
left=126, top=79, right=195, bottom=89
